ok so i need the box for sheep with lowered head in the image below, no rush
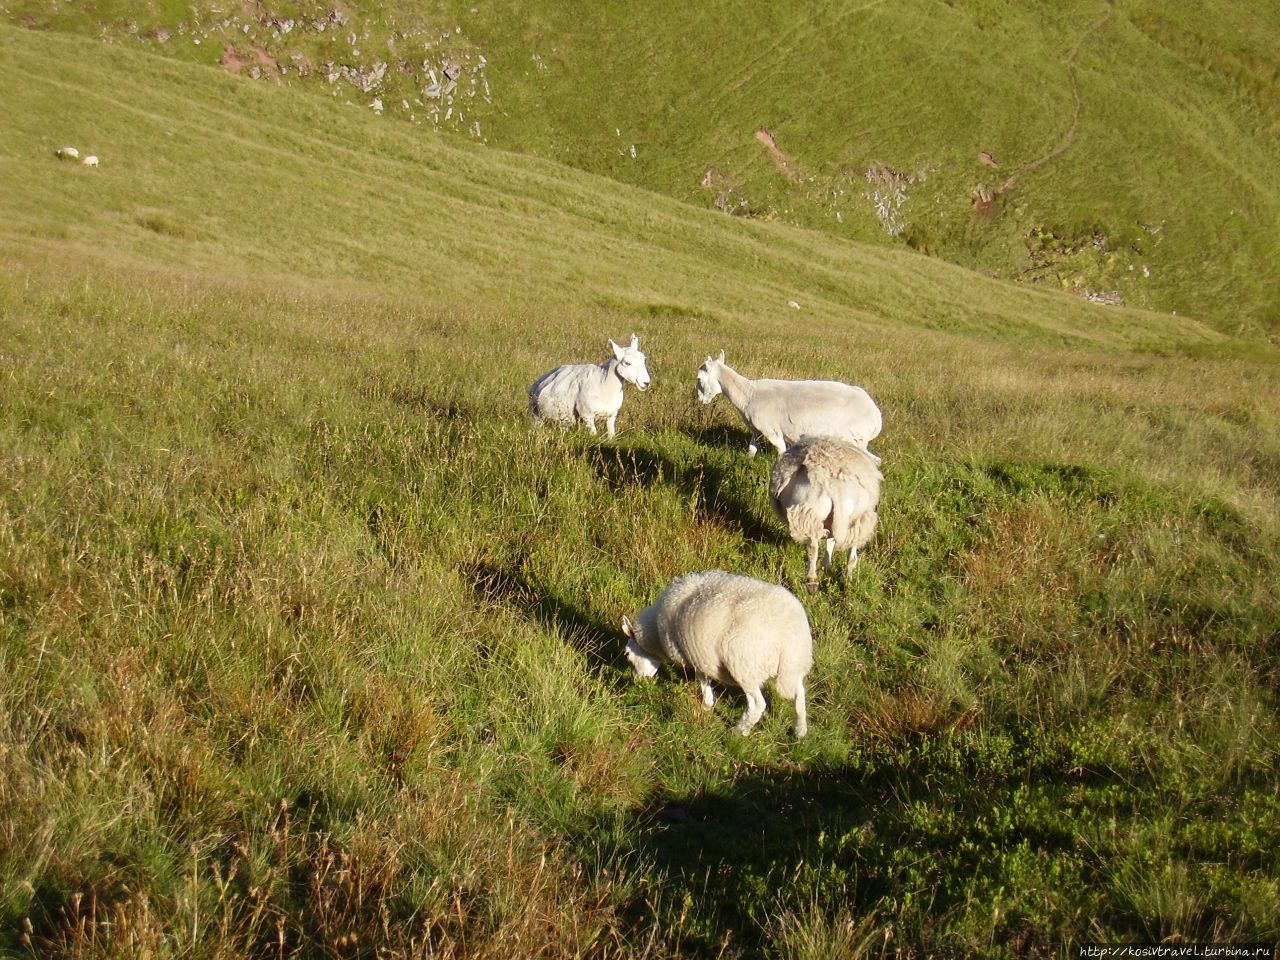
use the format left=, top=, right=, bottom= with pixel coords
left=529, top=334, right=651, bottom=437
left=695, top=351, right=881, bottom=459
left=623, top=570, right=813, bottom=737
left=770, top=436, right=881, bottom=593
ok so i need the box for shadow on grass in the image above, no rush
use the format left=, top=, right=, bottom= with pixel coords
left=685, top=423, right=753, bottom=453
left=615, top=764, right=890, bottom=957
left=587, top=438, right=785, bottom=547
left=463, top=560, right=627, bottom=685
left=589, top=744, right=1141, bottom=959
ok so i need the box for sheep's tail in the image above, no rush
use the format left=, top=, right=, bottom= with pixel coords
left=773, top=642, right=812, bottom=701
left=774, top=671, right=799, bottom=700
left=527, top=372, right=552, bottom=420
left=768, top=448, right=804, bottom=516
left=831, top=499, right=879, bottom=551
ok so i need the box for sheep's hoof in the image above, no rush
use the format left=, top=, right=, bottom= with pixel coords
left=805, top=580, right=819, bottom=595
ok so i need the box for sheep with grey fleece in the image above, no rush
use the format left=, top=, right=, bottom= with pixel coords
left=695, top=351, right=881, bottom=459
left=770, top=436, right=882, bottom=593
left=622, top=570, right=813, bottom=737
left=529, top=334, right=651, bottom=437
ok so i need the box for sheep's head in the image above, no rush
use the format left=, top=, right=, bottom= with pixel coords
left=621, top=615, right=660, bottom=678
left=610, top=334, right=651, bottom=391
left=696, top=350, right=726, bottom=404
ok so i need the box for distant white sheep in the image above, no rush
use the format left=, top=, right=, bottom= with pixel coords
left=623, top=570, right=813, bottom=737
left=770, top=436, right=881, bottom=593
left=82, top=155, right=99, bottom=168
left=529, top=334, right=651, bottom=437
left=695, top=351, right=881, bottom=458
left=55, top=146, right=80, bottom=161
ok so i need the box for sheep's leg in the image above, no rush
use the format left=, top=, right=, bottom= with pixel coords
left=734, top=686, right=767, bottom=735
left=746, top=432, right=761, bottom=458
left=845, top=546, right=859, bottom=579
left=792, top=680, right=808, bottom=739
left=766, top=433, right=787, bottom=455
left=583, top=414, right=597, bottom=435
left=698, top=678, right=717, bottom=709
left=605, top=413, right=618, bottom=438
left=805, top=539, right=821, bottom=594
left=824, top=538, right=835, bottom=571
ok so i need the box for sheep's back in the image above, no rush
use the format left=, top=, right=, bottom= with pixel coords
left=756, top=380, right=881, bottom=443
left=652, top=571, right=811, bottom=684
left=529, top=363, right=590, bottom=417
left=792, top=437, right=882, bottom=491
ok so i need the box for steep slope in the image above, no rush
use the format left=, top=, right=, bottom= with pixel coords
left=6, top=0, right=1280, bottom=333
left=0, top=28, right=1228, bottom=353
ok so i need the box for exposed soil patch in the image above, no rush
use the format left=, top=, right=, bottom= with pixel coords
left=220, top=44, right=281, bottom=83
left=220, top=46, right=248, bottom=73
left=973, top=193, right=1001, bottom=219
left=755, top=127, right=800, bottom=183
left=252, top=44, right=280, bottom=78
left=701, top=167, right=752, bottom=216
left=252, top=45, right=277, bottom=72
left=865, top=162, right=910, bottom=184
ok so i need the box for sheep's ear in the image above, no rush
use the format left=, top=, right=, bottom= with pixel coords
left=621, top=615, right=634, bottom=638
left=629, top=333, right=639, bottom=349
left=716, top=350, right=726, bottom=363
left=610, top=339, right=624, bottom=359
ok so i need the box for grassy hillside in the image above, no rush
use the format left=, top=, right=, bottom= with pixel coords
left=6, top=0, right=1280, bottom=336
left=2, top=25, right=1280, bottom=959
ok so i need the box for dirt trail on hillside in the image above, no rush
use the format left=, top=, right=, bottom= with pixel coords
left=997, top=4, right=1113, bottom=194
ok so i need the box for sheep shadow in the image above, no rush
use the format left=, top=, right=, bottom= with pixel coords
left=587, top=439, right=786, bottom=547
left=685, top=422, right=753, bottom=454
left=576, top=762, right=895, bottom=958
left=463, top=560, right=626, bottom=684
left=584, top=753, right=1098, bottom=958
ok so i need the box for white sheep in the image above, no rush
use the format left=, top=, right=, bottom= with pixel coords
left=55, top=146, right=80, bottom=161
left=622, top=570, right=813, bottom=737
left=82, top=155, right=99, bottom=168
left=770, top=436, right=881, bottom=593
left=695, top=351, right=881, bottom=458
left=529, top=334, right=651, bottom=437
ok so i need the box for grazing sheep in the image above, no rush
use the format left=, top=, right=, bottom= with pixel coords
left=529, top=334, right=651, bottom=437
left=695, top=351, right=881, bottom=458
left=770, top=436, right=881, bottom=593
left=55, top=146, right=80, bottom=161
left=622, top=570, right=813, bottom=737
left=82, top=155, right=99, bottom=168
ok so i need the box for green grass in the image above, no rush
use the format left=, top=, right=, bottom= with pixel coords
left=2, top=27, right=1237, bottom=356
left=6, top=0, right=1280, bottom=335
left=1, top=23, right=1279, bottom=960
